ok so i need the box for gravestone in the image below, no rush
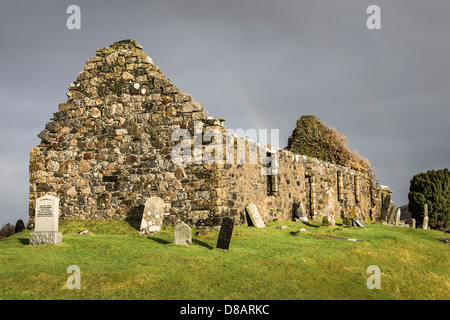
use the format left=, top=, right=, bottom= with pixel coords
left=140, top=196, right=165, bottom=235
left=411, top=218, right=416, bottom=229
left=295, top=202, right=308, bottom=222
left=387, top=205, right=398, bottom=225
left=423, top=204, right=429, bottom=230
left=326, top=214, right=336, bottom=226
left=352, top=218, right=367, bottom=228
left=216, top=217, right=234, bottom=249
left=174, top=221, right=192, bottom=246
left=423, top=217, right=429, bottom=230
left=245, top=203, right=265, bottom=228
left=379, top=194, right=391, bottom=221
left=29, top=195, right=62, bottom=245
left=15, top=219, right=25, bottom=233
left=395, top=208, right=401, bottom=226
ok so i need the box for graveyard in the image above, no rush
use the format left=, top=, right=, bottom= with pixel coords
left=2, top=39, right=448, bottom=300
left=0, top=218, right=448, bottom=300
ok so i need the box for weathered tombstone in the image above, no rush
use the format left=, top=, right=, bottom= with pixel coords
left=395, top=208, right=401, bottom=226
left=216, top=217, right=234, bottom=249
left=29, top=195, right=62, bottom=245
left=15, top=219, right=25, bottom=233
left=245, top=203, right=265, bottom=228
left=379, top=194, right=391, bottom=221
left=423, top=204, right=429, bottom=230
left=423, top=217, right=429, bottom=230
left=352, top=218, right=368, bottom=228
left=139, top=196, right=165, bottom=235
left=174, top=221, right=192, bottom=246
left=294, top=202, right=308, bottom=222
left=327, top=214, right=336, bottom=226
left=387, top=205, right=398, bottom=225
left=411, top=218, right=416, bottom=229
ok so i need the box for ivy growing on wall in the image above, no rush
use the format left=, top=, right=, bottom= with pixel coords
left=286, top=115, right=373, bottom=175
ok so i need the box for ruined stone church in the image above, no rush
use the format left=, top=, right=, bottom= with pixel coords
left=28, top=40, right=392, bottom=228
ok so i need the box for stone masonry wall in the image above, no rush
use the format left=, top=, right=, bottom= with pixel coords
left=217, top=138, right=375, bottom=226
left=29, top=40, right=382, bottom=229
left=29, top=40, right=215, bottom=227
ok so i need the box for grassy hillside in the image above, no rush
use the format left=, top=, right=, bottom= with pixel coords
left=0, top=219, right=448, bottom=300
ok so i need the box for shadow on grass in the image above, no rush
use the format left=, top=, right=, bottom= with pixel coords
left=192, top=238, right=214, bottom=250
left=125, top=219, right=141, bottom=231
left=301, top=221, right=320, bottom=228
left=147, top=237, right=171, bottom=245
left=147, top=236, right=215, bottom=249
left=17, top=238, right=29, bottom=245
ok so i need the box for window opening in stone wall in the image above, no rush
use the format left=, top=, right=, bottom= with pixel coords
left=337, top=171, right=344, bottom=202
left=266, top=152, right=278, bottom=196
left=354, top=175, right=360, bottom=203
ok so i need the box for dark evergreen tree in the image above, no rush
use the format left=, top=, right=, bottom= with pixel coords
left=408, top=168, right=450, bottom=231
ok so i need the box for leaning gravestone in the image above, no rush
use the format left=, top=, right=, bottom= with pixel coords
left=245, top=203, right=265, bottom=228
left=294, top=202, right=308, bottom=222
left=387, top=205, right=398, bottom=225
left=216, top=217, right=234, bottom=250
left=140, top=196, right=165, bottom=235
left=352, top=218, right=367, bottom=228
left=29, top=195, right=62, bottom=245
left=379, top=194, right=391, bottom=221
left=174, top=221, right=192, bottom=246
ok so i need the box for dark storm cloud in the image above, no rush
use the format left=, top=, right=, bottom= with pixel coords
left=0, top=0, right=449, bottom=225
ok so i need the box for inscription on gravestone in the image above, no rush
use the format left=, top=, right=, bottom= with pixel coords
left=216, top=217, right=234, bottom=250
left=35, top=195, right=60, bottom=232
left=29, top=195, right=62, bottom=245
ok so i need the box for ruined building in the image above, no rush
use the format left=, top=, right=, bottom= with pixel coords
left=28, top=40, right=392, bottom=228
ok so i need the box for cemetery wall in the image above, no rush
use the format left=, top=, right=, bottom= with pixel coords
left=28, top=40, right=386, bottom=229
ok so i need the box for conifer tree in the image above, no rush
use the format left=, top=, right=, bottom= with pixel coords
left=408, top=168, right=450, bottom=231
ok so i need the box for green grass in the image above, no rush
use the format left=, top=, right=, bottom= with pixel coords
left=0, top=219, right=449, bottom=300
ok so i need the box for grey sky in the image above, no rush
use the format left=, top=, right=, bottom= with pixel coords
left=0, top=0, right=449, bottom=226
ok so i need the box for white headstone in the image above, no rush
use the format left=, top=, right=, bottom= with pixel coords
left=34, top=195, right=60, bottom=232
left=245, top=203, right=265, bottom=228
left=29, top=195, right=62, bottom=245
left=140, top=196, right=165, bottom=234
